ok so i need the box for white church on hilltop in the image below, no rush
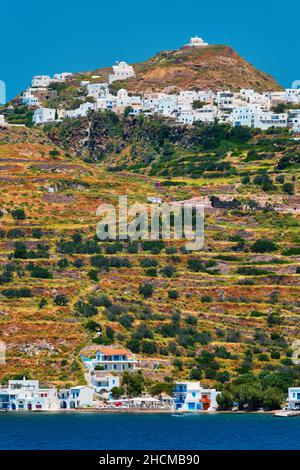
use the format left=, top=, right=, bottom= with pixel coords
left=187, top=36, right=208, bottom=47
left=109, top=61, right=135, bottom=84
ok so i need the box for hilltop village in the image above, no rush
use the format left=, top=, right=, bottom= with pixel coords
left=1, top=37, right=300, bottom=133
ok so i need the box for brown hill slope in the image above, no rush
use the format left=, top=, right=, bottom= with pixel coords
left=96, top=45, right=282, bottom=93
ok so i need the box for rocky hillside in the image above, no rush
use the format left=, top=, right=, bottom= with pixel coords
left=95, top=45, right=282, bottom=93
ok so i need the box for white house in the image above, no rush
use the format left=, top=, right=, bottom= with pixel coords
left=287, top=387, right=300, bottom=410
left=81, top=346, right=138, bottom=372
left=285, top=88, right=300, bottom=104
left=143, top=93, right=178, bottom=115
left=87, top=83, right=109, bottom=98
left=96, top=96, right=116, bottom=110
left=269, top=91, right=287, bottom=104
left=109, top=61, right=135, bottom=84
left=173, top=381, right=220, bottom=412
left=216, top=91, right=237, bottom=111
left=0, top=114, right=5, bottom=125
left=88, top=371, right=120, bottom=393
left=288, top=110, right=300, bottom=133
left=0, top=378, right=58, bottom=411
left=177, top=105, right=217, bottom=124
left=115, top=88, right=142, bottom=108
left=65, top=102, right=95, bottom=118
left=253, top=112, right=288, bottom=130
left=232, top=107, right=288, bottom=130
left=239, top=89, right=271, bottom=108
left=22, top=89, right=40, bottom=106
left=58, top=386, right=93, bottom=409
left=187, top=36, right=208, bottom=47
left=33, top=107, right=56, bottom=124
left=31, top=75, right=52, bottom=88
left=53, top=72, right=72, bottom=82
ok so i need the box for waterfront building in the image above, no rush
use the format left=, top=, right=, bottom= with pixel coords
left=287, top=387, right=300, bottom=410
left=0, top=378, right=58, bottom=411
left=58, top=386, right=93, bottom=409
left=173, top=381, right=220, bottom=411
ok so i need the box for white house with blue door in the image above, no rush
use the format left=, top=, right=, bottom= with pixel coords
left=287, top=387, right=300, bottom=410
left=173, top=381, right=220, bottom=412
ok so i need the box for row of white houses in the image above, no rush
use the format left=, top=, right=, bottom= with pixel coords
left=29, top=81, right=300, bottom=132
left=0, top=374, right=298, bottom=412
left=0, top=378, right=93, bottom=411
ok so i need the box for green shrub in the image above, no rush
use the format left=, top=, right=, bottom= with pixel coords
left=139, top=283, right=154, bottom=298
left=251, top=239, right=278, bottom=253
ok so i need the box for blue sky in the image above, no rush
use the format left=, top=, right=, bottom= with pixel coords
left=1, top=0, right=299, bottom=100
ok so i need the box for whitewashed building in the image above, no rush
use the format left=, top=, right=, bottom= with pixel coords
left=65, top=102, right=95, bottom=118
left=87, top=83, right=109, bottom=98
left=177, top=105, right=217, bottom=124
left=0, top=379, right=58, bottom=411
left=22, top=89, right=40, bottom=106
left=81, top=346, right=138, bottom=372
left=109, top=61, right=135, bottom=84
left=285, top=88, right=300, bottom=104
left=254, top=112, right=288, bottom=130
left=173, top=381, right=220, bottom=412
left=216, top=91, right=238, bottom=111
left=115, top=88, right=142, bottom=108
left=58, top=386, right=93, bottom=409
left=33, top=107, right=56, bottom=124
left=88, top=371, right=120, bottom=393
left=143, top=93, right=178, bottom=115
left=0, top=114, right=5, bottom=125
left=287, top=387, right=300, bottom=410
left=31, top=75, right=52, bottom=88
left=53, top=72, right=72, bottom=82
left=232, top=106, right=288, bottom=130
left=288, top=110, right=300, bottom=133
left=187, top=36, right=208, bottom=47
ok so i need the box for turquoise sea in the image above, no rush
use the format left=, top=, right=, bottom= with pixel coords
left=0, top=412, right=299, bottom=450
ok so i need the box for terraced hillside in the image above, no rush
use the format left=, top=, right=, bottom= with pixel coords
left=0, top=122, right=299, bottom=395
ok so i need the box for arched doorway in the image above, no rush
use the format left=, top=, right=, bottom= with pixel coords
left=27, top=403, right=32, bottom=411
left=70, top=401, right=76, bottom=409
left=60, top=401, right=67, bottom=409
left=11, top=403, right=16, bottom=411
